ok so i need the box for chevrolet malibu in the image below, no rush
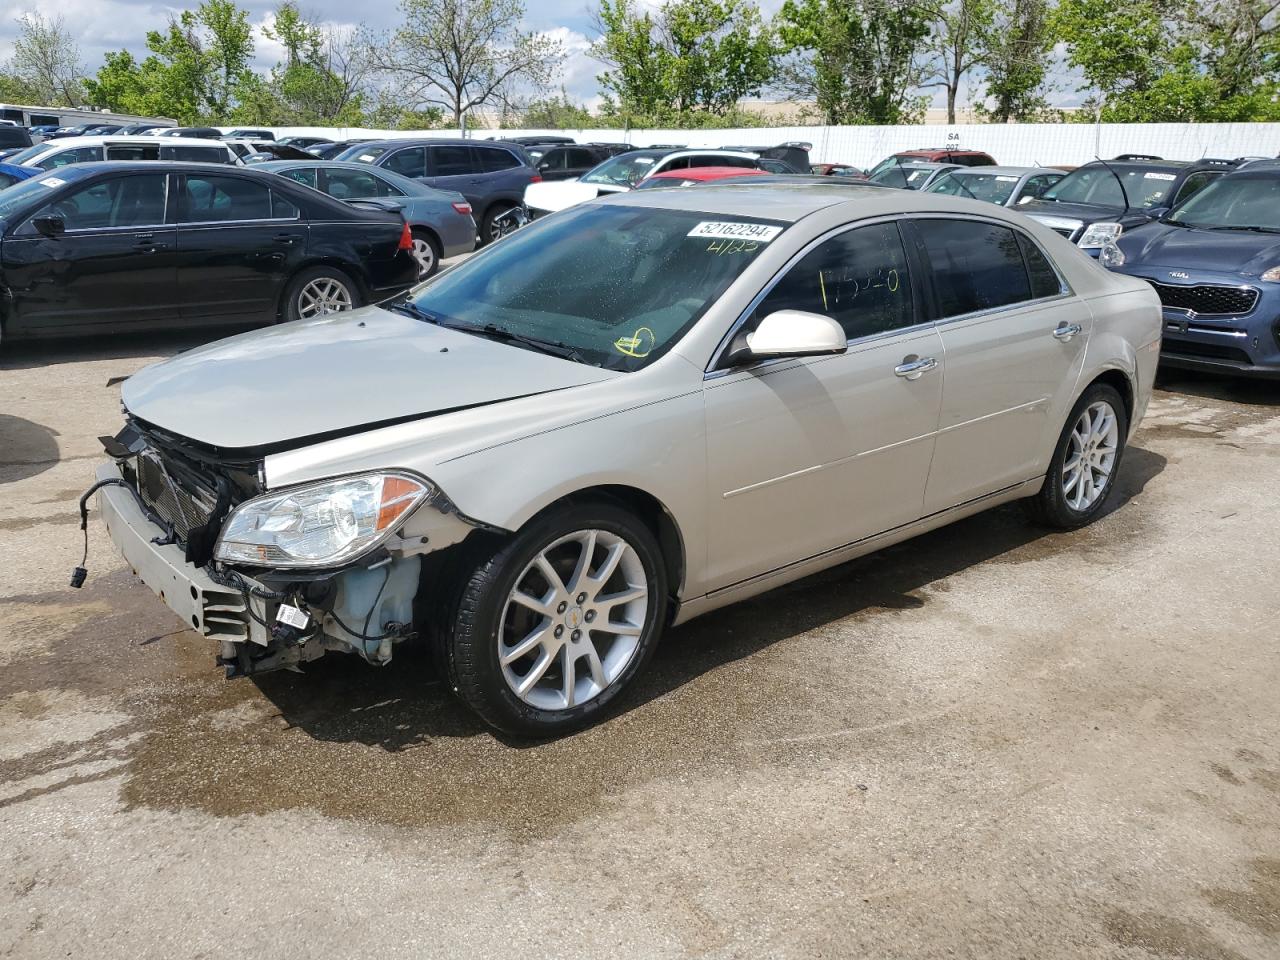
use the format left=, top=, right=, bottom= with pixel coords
left=85, top=184, right=1161, bottom=736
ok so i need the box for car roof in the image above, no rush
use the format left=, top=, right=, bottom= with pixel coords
left=946, top=165, right=1065, bottom=176
left=355, top=138, right=521, bottom=149
left=602, top=179, right=985, bottom=221
left=32, top=135, right=230, bottom=150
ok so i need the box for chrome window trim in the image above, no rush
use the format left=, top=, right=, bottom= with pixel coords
left=704, top=212, right=1074, bottom=378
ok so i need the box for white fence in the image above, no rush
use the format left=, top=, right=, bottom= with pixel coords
left=251, top=122, right=1280, bottom=169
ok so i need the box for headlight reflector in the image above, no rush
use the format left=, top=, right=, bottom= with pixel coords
left=1260, top=266, right=1280, bottom=282
left=1079, top=222, right=1123, bottom=248
left=1099, top=242, right=1126, bottom=268
left=215, top=472, right=431, bottom=567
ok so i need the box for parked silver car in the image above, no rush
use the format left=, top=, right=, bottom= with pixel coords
left=256, top=160, right=477, bottom=277
left=87, top=184, right=1161, bottom=736
left=924, top=165, right=1067, bottom=207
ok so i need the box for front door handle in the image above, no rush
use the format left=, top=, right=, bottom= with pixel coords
left=134, top=233, right=162, bottom=253
left=1053, top=323, right=1083, bottom=342
left=273, top=233, right=301, bottom=245
left=894, top=356, right=938, bottom=380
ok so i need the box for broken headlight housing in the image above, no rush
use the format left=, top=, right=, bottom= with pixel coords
left=1078, top=222, right=1123, bottom=249
left=214, top=472, right=431, bottom=567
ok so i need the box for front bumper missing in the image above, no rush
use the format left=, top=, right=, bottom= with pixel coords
left=95, top=462, right=270, bottom=648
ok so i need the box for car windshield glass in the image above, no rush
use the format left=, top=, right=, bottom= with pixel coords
left=1042, top=164, right=1177, bottom=208
left=926, top=171, right=1019, bottom=204
left=403, top=204, right=786, bottom=371
left=868, top=165, right=934, bottom=188
left=1167, top=175, right=1280, bottom=229
left=5, top=144, right=45, bottom=165
left=0, top=173, right=70, bottom=221
left=580, top=152, right=665, bottom=186
left=337, top=144, right=392, bottom=163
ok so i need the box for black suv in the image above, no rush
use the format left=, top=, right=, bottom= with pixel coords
left=335, top=138, right=538, bottom=243
left=527, top=143, right=623, bottom=181
left=1019, top=156, right=1239, bottom=257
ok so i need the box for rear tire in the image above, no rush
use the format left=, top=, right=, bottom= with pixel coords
left=1026, top=382, right=1128, bottom=530
left=410, top=229, right=440, bottom=279
left=283, top=266, right=360, bottom=322
left=444, top=503, right=668, bottom=737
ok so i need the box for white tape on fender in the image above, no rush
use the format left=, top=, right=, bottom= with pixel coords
left=688, top=221, right=783, bottom=243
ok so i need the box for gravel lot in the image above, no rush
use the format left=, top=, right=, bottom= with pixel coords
left=2, top=318, right=1278, bottom=960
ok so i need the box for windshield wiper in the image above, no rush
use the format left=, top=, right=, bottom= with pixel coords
left=384, top=299, right=441, bottom=324
left=454, top=323, right=586, bottom=363
left=1205, top=224, right=1280, bottom=234
left=1158, top=217, right=1191, bottom=227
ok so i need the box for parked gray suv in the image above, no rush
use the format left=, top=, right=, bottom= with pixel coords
left=335, top=138, right=537, bottom=244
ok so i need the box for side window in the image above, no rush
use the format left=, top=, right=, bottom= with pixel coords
left=35, top=174, right=167, bottom=230
left=384, top=147, right=425, bottom=178
left=429, top=145, right=474, bottom=176
left=538, top=148, right=568, bottom=170
left=37, top=146, right=103, bottom=170
left=661, top=156, right=690, bottom=172
left=702, top=155, right=754, bottom=169
left=1173, top=172, right=1216, bottom=206
left=566, top=148, right=596, bottom=168
left=279, top=167, right=317, bottom=189
left=750, top=223, right=915, bottom=342
left=105, top=145, right=160, bottom=161
left=271, top=191, right=300, bottom=219
left=161, top=145, right=229, bottom=163
left=1021, top=174, right=1060, bottom=201
left=477, top=147, right=519, bottom=172
left=180, top=175, right=272, bottom=222
left=917, top=219, right=1032, bottom=317
left=1017, top=233, right=1066, bottom=299
left=372, top=175, right=404, bottom=197
left=322, top=168, right=383, bottom=199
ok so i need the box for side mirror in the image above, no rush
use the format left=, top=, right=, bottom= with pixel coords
left=727, top=310, right=847, bottom=365
left=32, top=215, right=65, bottom=238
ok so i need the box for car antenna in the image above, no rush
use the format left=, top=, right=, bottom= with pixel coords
left=1094, top=155, right=1131, bottom=212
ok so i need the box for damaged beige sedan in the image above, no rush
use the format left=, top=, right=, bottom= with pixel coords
left=82, top=183, right=1161, bottom=736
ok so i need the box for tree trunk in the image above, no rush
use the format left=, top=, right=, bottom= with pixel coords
left=947, top=83, right=957, bottom=124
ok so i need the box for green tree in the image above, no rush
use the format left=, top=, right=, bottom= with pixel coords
left=919, top=0, right=996, bottom=123
left=592, top=0, right=777, bottom=118
left=975, top=0, right=1056, bottom=122
left=520, top=90, right=598, bottom=128
left=6, top=14, right=85, bottom=106
left=775, top=0, right=931, bottom=124
left=367, top=0, right=564, bottom=125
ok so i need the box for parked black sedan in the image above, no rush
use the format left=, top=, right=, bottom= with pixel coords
left=0, top=162, right=418, bottom=350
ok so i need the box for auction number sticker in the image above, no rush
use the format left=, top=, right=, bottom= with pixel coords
left=688, top=221, right=783, bottom=243
left=996, top=175, right=1018, bottom=182
left=1143, top=172, right=1176, bottom=181
left=39, top=177, right=65, bottom=188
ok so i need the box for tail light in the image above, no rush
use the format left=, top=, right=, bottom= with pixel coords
left=530, top=174, right=542, bottom=184
left=452, top=201, right=472, bottom=216
left=397, top=222, right=413, bottom=250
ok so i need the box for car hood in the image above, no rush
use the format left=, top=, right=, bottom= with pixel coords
left=1117, top=222, right=1280, bottom=277
left=1021, top=200, right=1130, bottom=224
left=524, top=179, right=629, bottom=212
left=121, top=306, right=619, bottom=452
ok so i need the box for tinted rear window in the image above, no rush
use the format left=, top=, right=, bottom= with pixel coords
left=917, top=219, right=1033, bottom=317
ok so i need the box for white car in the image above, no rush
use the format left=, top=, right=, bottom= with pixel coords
left=524, top=148, right=763, bottom=215
left=89, top=183, right=1161, bottom=736
left=6, top=135, right=240, bottom=170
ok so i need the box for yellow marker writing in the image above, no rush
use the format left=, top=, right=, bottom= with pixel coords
left=614, top=326, right=656, bottom=358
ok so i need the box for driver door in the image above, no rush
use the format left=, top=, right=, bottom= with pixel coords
left=1, top=171, right=177, bottom=330
left=702, top=222, right=945, bottom=591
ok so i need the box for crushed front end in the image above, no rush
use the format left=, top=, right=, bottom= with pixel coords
left=84, top=418, right=473, bottom=678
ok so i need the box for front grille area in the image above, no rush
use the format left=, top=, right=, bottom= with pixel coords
left=135, top=450, right=219, bottom=541
left=1161, top=340, right=1254, bottom=365
left=1147, top=281, right=1259, bottom=316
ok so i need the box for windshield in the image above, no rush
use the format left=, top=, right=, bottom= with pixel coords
left=401, top=203, right=786, bottom=371
left=0, top=173, right=69, bottom=221
left=5, top=144, right=46, bottom=166
left=580, top=152, right=666, bottom=187
left=926, top=171, right=1019, bottom=204
left=1042, top=164, right=1177, bottom=209
left=336, top=143, right=392, bottom=163
left=868, top=165, right=935, bottom=189
left=1168, top=175, right=1280, bottom=230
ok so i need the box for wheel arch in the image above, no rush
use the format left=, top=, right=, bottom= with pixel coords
left=1086, top=366, right=1135, bottom=424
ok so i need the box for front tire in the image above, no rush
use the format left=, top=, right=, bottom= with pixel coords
left=445, top=503, right=668, bottom=736
left=283, top=266, right=360, bottom=322
left=1027, top=382, right=1128, bottom=529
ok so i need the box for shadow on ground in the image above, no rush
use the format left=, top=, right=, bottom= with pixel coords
left=0, top=415, right=61, bottom=483
left=1156, top=368, right=1280, bottom=407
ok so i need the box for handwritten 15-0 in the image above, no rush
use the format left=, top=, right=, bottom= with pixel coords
left=817, top=267, right=902, bottom=310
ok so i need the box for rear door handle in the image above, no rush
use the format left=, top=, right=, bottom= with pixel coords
left=894, top=356, right=938, bottom=380
left=134, top=232, right=164, bottom=253
left=1053, top=323, right=1083, bottom=341
left=273, top=233, right=301, bottom=245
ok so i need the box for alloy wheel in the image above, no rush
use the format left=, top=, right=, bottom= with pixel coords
left=1062, top=400, right=1119, bottom=511
left=297, top=277, right=353, bottom=318
left=498, top=529, right=649, bottom=711
left=410, top=237, right=436, bottom=278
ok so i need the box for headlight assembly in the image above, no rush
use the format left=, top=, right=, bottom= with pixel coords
left=215, top=472, right=432, bottom=567
left=1261, top=266, right=1280, bottom=282
left=1079, top=222, right=1123, bottom=249
left=1099, top=243, right=1126, bottom=268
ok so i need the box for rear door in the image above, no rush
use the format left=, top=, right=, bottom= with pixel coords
left=423, top=144, right=479, bottom=200
left=1, top=171, right=176, bottom=330
left=907, top=217, right=1091, bottom=512
left=173, top=172, right=306, bottom=323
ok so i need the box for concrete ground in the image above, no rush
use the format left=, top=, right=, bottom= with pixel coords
left=2, top=322, right=1279, bottom=960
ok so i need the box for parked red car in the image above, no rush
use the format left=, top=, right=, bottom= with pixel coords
left=633, top=166, right=769, bottom=189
